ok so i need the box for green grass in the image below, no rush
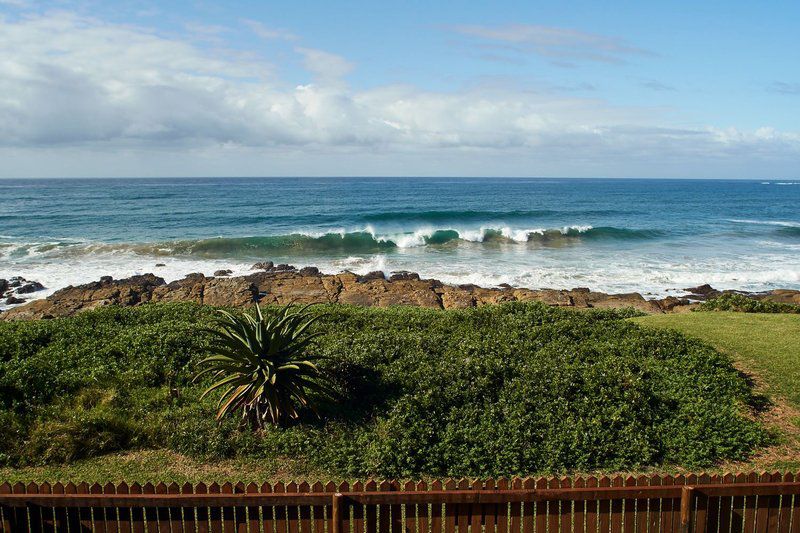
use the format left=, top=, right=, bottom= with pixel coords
left=632, top=312, right=800, bottom=406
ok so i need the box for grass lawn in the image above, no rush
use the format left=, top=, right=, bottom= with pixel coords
left=632, top=312, right=800, bottom=405
left=633, top=311, right=800, bottom=471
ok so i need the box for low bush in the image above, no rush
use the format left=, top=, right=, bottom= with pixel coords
left=696, top=293, right=800, bottom=314
left=0, top=302, right=768, bottom=476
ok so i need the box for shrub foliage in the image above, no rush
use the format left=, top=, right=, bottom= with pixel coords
left=0, top=302, right=767, bottom=476
left=696, top=293, right=800, bottom=314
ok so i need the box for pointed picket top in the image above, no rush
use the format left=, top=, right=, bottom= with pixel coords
left=117, top=482, right=129, bottom=494
left=311, top=481, right=324, bottom=493
left=598, top=476, right=611, bottom=488
left=378, top=480, right=391, bottom=491
left=154, top=482, right=167, bottom=494
left=495, top=477, right=509, bottom=490
left=673, top=474, right=686, bottom=486
left=221, top=481, right=234, bottom=494
left=323, top=481, right=336, bottom=492
left=297, top=481, right=310, bottom=493
left=287, top=481, right=298, bottom=493
left=168, top=482, right=180, bottom=494
left=53, top=482, right=65, bottom=494
left=585, top=475, right=597, bottom=488
left=416, top=480, right=427, bottom=491
left=784, top=472, right=796, bottom=482
left=662, top=474, right=675, bottom=486
left=573, top=476, right=585, bottom=489
left=444, top=479, right=457, bottom=490
left=11, top=481, right=25, bottom=494
left=182, top=482, right=193, bottom=494
left=25, top=481, right=39, bottom=494
left=457, top=479, right=469, bottom=490
left=470, top=479, right=481, bottom=491
left=722, top=473, right=734, bottom=484
left=546, top=477, right=559, bottom=489
left=0, top=482, right=10, bottom=494
left=208, top=482, right=221, bottom=493
left=560, top=476, right=573, bottom=489
left=431, top=480, right=442, bottom=491
left=130, top=482, right=143, bottom=493
left=404, top=481, right=416, bottom=491
left=90, top=482, right=103, bottom=494
left=261, top=482, right=273, bottom=493
left=337, top=481, right=349, bottom=492
left=636, top=474, right=648, bottom=486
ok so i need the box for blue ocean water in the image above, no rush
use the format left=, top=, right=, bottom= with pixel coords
left=1, top=177, right=799, bottom=303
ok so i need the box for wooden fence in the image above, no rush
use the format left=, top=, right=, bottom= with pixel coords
left=2, top=473, right=800, bottom=532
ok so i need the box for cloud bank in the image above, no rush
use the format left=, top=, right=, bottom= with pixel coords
left=0, top=11, right=798, bottom=177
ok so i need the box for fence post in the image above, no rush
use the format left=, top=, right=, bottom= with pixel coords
left=680, top=486, right=694, bottom=533
left=332, top=492, right=343, bottom=533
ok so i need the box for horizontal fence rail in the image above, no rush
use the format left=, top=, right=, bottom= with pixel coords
left=2, top=473, right=800, bottom=532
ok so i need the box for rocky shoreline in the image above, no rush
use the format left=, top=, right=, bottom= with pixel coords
left=0, top=262, right=800, bottom=320
left=2, top=263, right=799, bottom=320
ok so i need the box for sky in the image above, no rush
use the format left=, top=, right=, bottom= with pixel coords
left=0, top=0, right=799, bottom=178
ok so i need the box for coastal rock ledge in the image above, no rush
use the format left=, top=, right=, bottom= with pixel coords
left=2, top=269, right=798, bottom=320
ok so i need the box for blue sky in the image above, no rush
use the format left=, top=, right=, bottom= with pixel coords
left=0, top=0, right=798, bottom=178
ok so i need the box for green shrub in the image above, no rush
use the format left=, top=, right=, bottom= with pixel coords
left=0, top=301, right=769, bottom=475
left=696, top=293, right=800, bottom=314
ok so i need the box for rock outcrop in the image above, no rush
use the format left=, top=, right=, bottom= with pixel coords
left=2, top=268, right=798, bottom=320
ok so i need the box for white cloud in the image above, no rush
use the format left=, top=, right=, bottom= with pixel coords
left=0, top=12, right=797, bottom=178
left=451, top=24, right=651, bottom=65
left=242, top=19, right=297, bottom=41
left=295, top=46, right=354, bottom=82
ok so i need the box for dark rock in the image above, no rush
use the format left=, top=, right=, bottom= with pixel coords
left=298, top=266, right=320, bottom=276
left=272, top=264, right=295, bottom=272
left=571, top=287, right=591, bottom=293
left=213, top=269, right=233, bottom=277
left=683, top=284, right=717, bottom=296
left=251, top=261, right=274, bottom=270
left=155, top=263, right=166, bottom=267
left=16, top=281, right=45, bottom=294
left=0, top=279, right=7, bottom=295
left=389, top=271, right=420, bottom=281
left=359, top=271, right=386, bottom=282
left=8, top=277, right=23, bottom=288
left=498, top=283, right=513, bottom=289
left=5, top=296, right=25, bottom=305
left=100, top=276, right=113, bottom=283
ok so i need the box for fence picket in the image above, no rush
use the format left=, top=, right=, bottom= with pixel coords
left=779, top=473, right=794, bottom=533
left=431, top=480, right=443, bottom=533
left=286, top=482, right=300, bottom=533
left=521, top=478, right=534, bottom=533
left=363, top=481, right=377, bottom=533
left=585, top=476, right=598, bottom=533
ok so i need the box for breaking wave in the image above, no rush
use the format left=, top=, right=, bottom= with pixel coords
left=1, top=225, right=666, bottom=260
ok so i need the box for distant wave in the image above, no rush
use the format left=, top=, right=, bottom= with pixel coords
left=0, top=225, right=666, bottom=259
left=728, top=219, right=800, bottom=228
left=358, top=209, right=629, bottom=223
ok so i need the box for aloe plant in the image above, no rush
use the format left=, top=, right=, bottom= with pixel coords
left=195, top=302, right=332, bottom=428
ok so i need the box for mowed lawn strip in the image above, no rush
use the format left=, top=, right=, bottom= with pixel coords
left=632, top=312, right=800, bottom=406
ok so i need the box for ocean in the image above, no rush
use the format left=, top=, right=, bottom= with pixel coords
left=1, top=177, right=799, bottom=307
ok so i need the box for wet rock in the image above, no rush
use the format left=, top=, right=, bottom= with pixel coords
left=251, top=261, right=274, bottom=271
left=0, top=279, right=7, bottom=296
left=213, top=269, right=233, bottom=277
left=298, top=266, right=320, bottom=276
left=6, top=296, right=26, bottom=305
left=682, top=284, right=721, bottom=300
left=100, top=276, right=113, bottom=283
left=358, top=271, right=386, bottom=282
left=389, top=271, right=420, bottom=281
left=16, top=281, right=46, bottom=294
left=272, top=263, right=295, bottom=272
left=155, top=263, right=166, bottom=267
